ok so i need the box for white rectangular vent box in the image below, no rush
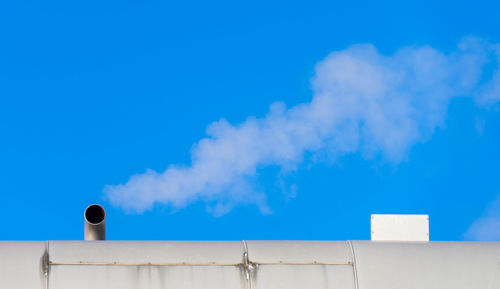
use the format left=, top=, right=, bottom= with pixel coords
left=371, top=214, right=429, bottom=241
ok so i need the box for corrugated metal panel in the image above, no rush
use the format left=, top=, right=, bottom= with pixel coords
left=246, top=241, right=352, bottom=264
left=352, top=241, right=500, bottom=289
left=50, top=265, right=247, bottom=289
left=0, top=241, right=47, bottom=289
left=251, top=265, right=355, bottom=289
left=49, top=241, right=245, bottom=265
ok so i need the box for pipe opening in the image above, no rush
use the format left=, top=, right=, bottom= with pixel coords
left=85, top=204, right=105, bottom=225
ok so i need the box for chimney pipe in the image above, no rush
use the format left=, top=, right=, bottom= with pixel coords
left=84, top=204, right=106, bottom=240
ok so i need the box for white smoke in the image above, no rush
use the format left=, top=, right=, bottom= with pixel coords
left=104, top=37, right=500, bottom=215
left=465, top=194, right=500, bottom=241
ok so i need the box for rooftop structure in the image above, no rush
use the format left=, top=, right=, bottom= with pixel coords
left=2, top=240, right=500, bottom=289
left=1, top=207, right=499, bottom=289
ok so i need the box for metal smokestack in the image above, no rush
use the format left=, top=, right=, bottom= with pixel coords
left=84, top=204, right=106, bottom=240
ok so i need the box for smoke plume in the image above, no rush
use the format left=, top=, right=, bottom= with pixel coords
left=105, top=37, right=500, bottom=215
left=465, top=194, right=500, bottom=241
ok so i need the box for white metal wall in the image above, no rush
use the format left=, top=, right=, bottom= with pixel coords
left=1, top=241, right=499, bottom=289
left=0, top=241, right=47, bottom=289
left=246, top=241, right=355, bottom=289
left=352, top=241, right=500, bottom=289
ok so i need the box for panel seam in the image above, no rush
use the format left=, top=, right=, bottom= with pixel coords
left=347, top=240, right=359, bottom=289
left=45, top=241, right=50, bottom=289
left=242, top=240, right=252, bottom=289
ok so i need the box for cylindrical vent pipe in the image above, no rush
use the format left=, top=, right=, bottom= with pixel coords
left=84, top=204, right=106, bottom=240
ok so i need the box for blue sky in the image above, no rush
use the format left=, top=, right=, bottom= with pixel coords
left=1, top=0, right=500, bottom=241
